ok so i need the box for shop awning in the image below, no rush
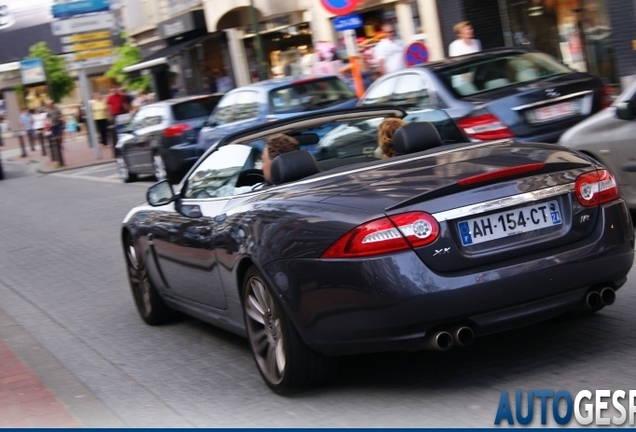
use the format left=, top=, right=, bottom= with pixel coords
left=123, top=34, right=210, bottom=74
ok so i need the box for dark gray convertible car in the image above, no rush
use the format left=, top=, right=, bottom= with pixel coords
left=121, top=106, right=634, bottom=394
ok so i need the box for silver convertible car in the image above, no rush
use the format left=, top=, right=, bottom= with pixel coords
left=121, top=106, right=634, bottom=394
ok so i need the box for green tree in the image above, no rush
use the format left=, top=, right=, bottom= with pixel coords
left=105, top=37, right=150, bottom=92
left=27, top=42, right=75, bottom=104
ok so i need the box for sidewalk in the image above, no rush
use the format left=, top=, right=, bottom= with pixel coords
left=0, top=131, right=114, bottom=427
left=0, top=131, right=115, bottom=173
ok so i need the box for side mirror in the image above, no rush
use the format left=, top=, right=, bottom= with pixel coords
left=147, top=180, right=175, bottom=206
left=615, top=101, right=636, bottom=121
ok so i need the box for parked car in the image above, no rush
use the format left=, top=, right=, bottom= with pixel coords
left=196, top=75, right=357, bottom=151
left=358, top=48, right=612, bottom=143
left=121, top=106, right=633, bottom=394
left=559, top=79, right=636, bottom=210
left=115, top=93, right=223, bottom=184
left=0, top=4, right=12, bottom=27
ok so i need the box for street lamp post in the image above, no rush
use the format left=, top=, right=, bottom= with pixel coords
left=249, top=0, right=269, bottom=81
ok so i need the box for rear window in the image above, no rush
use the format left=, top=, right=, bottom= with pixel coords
left=172, top=96, right=221, bottom=121
left=438, top=52, right=572, bottom=97
left=268, top=78, right=355, bottom=114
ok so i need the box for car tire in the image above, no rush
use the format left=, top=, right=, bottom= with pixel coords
left=116, top=157, right=137, bottom=183
left=124, top=235, right=174, bottom=325
left=153, top=154, right=167, bottom=182
left=242, top=266, right=337, bottom=394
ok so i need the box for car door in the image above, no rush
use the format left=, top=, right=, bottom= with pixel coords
left=149, top=144, right=258, bottom=309
left=137, top=105, right=169, bottom=172
left=121, top=107, right=146, bottom=171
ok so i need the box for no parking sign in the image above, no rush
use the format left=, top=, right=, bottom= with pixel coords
left=320, top=0, right=360, bottom=16
left=405, top=41, right=429, bottom=66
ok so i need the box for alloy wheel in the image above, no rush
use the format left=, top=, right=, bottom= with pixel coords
left=244, top=275, right=286, bottom=386
left=126, top=241, right=152, bottom=317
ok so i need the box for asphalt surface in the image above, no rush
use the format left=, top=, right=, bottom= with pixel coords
left=1, top=139, right=636, bottom=427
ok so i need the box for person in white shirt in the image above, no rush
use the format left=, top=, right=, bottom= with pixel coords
left=374, top=23, right=406, bottom=75
left=449, top=21, right=482, bottom=57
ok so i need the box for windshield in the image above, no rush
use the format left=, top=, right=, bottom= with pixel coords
left=438, top=52, right=572, bottom=97
left=268, top=78, right=355, bottom=114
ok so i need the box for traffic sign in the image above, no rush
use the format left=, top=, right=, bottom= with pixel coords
left=52, top=0, right=110, bottom=19
left=63, top=39, right=112, bottom=52
left=73, top=48, right=113, bottom=60
left=61, top=31, right=110, bottom=44
left=333, top=14, right=363, bottom=32
left=405, top=41, right=429, bottom=66
left=66, top=56, right=114, bottom=70
left=51, top=12, right=114, bottom=35
left=320, top=0, right=359, bottom=16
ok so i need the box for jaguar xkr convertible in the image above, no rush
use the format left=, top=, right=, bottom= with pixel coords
left=121, top=106, right=634, bottom=394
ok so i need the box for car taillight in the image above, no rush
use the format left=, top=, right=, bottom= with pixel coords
left=575, top=170, right=619, bottom=207
left=164, top=123, right=190, bottom=138
left=457, top=114, right=514, bottom=141
left=321, top=212, right=439, bottom=258
left=600, top=85, right=614, bottom=109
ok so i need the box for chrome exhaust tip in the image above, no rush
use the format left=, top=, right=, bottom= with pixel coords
left=586, top=291, right=603, bottom=310
left=423, top=331, right=453, bottom=351
left=600, top=287, right=616, bottom=306
left=451, top=326, right=475, bottom=347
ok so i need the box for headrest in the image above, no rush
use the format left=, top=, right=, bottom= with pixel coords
left=393, top=122, right=442, bottom=155
left=270, top=150, right=320, bottom=185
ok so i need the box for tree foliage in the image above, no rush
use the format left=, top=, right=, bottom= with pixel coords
left=105, top=38, right=150, bottom=92
left=27, top=42, right=75, bottom=103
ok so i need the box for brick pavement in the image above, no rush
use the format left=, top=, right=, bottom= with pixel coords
left=0, top=130, right=115, bottom=174
left=0, top=130, right=111, bottom=427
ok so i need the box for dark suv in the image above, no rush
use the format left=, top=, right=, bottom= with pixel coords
left=115, top=94, right=222, bottom=183
left=197, top=75, right=357, bottom=151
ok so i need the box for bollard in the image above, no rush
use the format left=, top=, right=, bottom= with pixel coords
left=18, top=132, right=27, bottom=157
left=38, top=130, right=47, bottom=156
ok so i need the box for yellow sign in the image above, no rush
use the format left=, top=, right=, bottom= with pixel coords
left=69, top=31, right=110, bottom=42
left=74, top=48, right=113, bottom=60
left=70, top=39, right=112, bottom=51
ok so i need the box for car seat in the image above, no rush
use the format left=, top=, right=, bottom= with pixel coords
left=392, top=122, right=442, bottom=155
left=270, top=150, right=320, bottom=185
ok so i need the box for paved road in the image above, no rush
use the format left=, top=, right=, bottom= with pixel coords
left=1, top=167, right=636, bottom=427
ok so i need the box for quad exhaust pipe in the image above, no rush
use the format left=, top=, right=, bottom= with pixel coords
left=423, top=326, right=475, bottom=351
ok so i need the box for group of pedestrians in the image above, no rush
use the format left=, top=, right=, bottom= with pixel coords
left=18, top=100, right=76, bottom=157
left=90, top=86, right=144, bottom=148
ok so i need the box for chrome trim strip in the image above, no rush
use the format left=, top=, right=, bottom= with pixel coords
left=511, top=90, right=593, bottom=111
left=432, top=183, right=574, bottom=222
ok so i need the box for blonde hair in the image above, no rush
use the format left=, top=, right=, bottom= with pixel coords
left=378, top=118, right=406, bottom=158
left=453, top=21, right=471, bottom=36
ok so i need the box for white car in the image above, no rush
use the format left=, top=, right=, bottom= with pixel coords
left=558, top=79, right=636, bottom=210
left=0, top=4, right=11, bottom=27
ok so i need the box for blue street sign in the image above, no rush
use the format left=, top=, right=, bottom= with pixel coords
left=52, top=0, right=110, bottom=19
left=333, top=14, right=363, bottom=32
left=405, top=41, right=429, bottom=66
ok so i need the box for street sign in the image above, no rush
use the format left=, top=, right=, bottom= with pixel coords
left=320, top=0, right=359, bottom=16
left=333, top=14, right=363, bottom=32
left=63, top=39, right=112, bottom=52
left=61, top=31, right=110, bottom=44
left=66, top=56, right=114, bottom=70
left=51, top=12, right=114, bottom=35
left=405, top=41, right=429, bottom=66
left=73, top=48, right=113, bottom=60
left=52, top=0, right=110, bottom=19
left=20, top=58, right=46, bottom=85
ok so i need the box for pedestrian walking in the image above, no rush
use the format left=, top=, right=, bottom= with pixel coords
left=374, top=23, right=406, bottom=75
left=46, top=100, right=64, bottom=165
left=19, top=107, right=36, bottom=151
left=90, top=92, right=109, bottom=146
left=449, top=21, right=482, bottom=57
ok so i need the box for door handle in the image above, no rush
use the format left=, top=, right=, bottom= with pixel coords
left=195, top=226, right=211, bottom=234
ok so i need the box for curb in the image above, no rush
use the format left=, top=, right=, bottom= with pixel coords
left=36, top=158, right=115, bottom=174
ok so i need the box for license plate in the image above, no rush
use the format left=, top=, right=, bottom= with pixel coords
left=458, top=200, right=562, bottom=246
left=529, top=100, right=580, bottom=123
